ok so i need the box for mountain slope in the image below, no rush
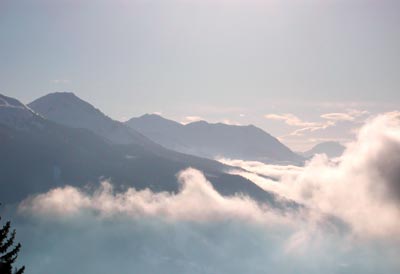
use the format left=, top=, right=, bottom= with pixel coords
left=29, top=92, right=152, bottom=146
left=126, top=114, right=303, bottom=164
left=302, top=141, right=346, bottom=158
left=0, top=93, right=286, bottom=206
left=0, top=94, right=39, bottom=129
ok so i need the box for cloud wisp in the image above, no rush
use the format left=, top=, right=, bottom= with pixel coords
left=264, top=113, right=319, bottom=127
left=320, top=109, right=369, bottom=122
left=265, top=109, right=369, bottom=140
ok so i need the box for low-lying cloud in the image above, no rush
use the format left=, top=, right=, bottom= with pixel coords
left=19, top=168, right=287, bottom=226
left=223, top=112, right=400, bottom=238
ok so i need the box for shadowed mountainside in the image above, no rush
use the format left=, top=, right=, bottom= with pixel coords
left=126, top=114, right=303, bottom=164
left=1, top=93, right=289, bottom=207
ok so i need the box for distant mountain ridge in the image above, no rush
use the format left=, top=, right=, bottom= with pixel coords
left=302, top=141, right=345, bottom=158
left=0, top=92, right=289, bottom=207
left=29, top=92, right=152, bottom=146
left=126, top=114, right=303, bottom=164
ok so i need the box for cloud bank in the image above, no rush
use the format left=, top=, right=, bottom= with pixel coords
left=19, top=169, right=286, bottom=226
left=224, top=112, right=400, bottom=238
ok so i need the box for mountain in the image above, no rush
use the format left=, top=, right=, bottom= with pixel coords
left=28, top=92, right=152, bottom=146
left=126, top=114, right=303, bottom=164
left=0, top=92, right=289, bottom=206
left=0, top=94, right=39, bottom=129
left=302, top=141, right=346, bottom=158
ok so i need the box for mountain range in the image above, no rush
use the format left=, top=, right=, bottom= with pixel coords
left=126, top=114, right=303, bottom=164
left=29, top=92, right=152, bottom=146
left=1, top=92, right=292, bottom=207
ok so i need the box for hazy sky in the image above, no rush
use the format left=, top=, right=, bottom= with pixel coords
left=1, top=0, right=399, bottom=150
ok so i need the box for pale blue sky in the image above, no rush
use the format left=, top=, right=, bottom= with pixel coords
left=1, top=0, right=399, bottom=150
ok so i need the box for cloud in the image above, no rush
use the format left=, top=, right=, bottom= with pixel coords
left=320, top=112, right=355, bottom=121
left=264, top=113, right=319, bottom=127
left=19, top=112, right=400, bottom=238
left=289, top=120, right=335, bottom=136
left=266, top=110, right=368, bottom=136
left=18, top=168, right=287, bottom=226
left=220, top=119, right=241, bottom=126
left=267, top=110, right=370, bottom=150
left=51, top=79, right=70, bottom=84
left=15, top=165, right=400, bottom=274
left=14, top=207, right=399, bottom=274
left=321, top=109, right=369, bottom=121
left=181, top=116, right=204, bottom=124
left=219, top=158, right=303, bottom=180
left=264, top=113, right=336, bottom=137
left=224, top=112, right=400, bottom=238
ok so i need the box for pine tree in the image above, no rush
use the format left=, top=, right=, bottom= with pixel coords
left=0, top=205, right=25, bottom=274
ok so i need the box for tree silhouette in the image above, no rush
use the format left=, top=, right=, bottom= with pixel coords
left=0, top=205, right=25, bottom=274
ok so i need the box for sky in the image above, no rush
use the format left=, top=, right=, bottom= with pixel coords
left=1, top=0, right=399, bottom=150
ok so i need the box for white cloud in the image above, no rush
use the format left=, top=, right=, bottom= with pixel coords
left=264, top=113, right=319, bottom=127
left=264, top=113, right=337, bottom=137
left=51, top=79, right=70, bottom=84
left=288, top=120, right=336, bottom=136
left=320, top=112, right=355, bottom=121
left=267, top=110, right=370, bottom=150
left=17, top=162, right=400, bottom=273
left=18, top=168, right=287, bottom=226
left=224, top=112, right=400, bottom=238
left=220, top=119, right=241, bottom=126
left=181, top=116, right=204, bottom=124
left=321, top=109, right=369, bottom=121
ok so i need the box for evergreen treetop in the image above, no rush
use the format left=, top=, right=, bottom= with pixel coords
left=0, top=205, right=25, bottom=274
